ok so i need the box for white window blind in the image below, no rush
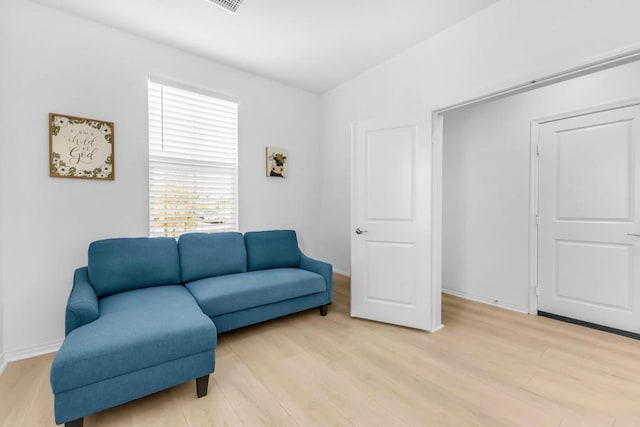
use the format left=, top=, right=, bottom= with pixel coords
left=148, top=80, right=238, bottom=238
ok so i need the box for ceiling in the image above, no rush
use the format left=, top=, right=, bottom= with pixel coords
left=32, top=0, right=498, bottom=93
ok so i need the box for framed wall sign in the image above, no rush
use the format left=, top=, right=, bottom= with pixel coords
left=266, top=146, right=288, bottom=178
left=49, top=113, right=114, bottom=180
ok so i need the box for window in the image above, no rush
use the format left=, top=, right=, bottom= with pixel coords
left=148, top=80, right=238, bottom=238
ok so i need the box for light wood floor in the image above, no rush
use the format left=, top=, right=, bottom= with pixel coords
left=1, top=275, right=639, bottom=426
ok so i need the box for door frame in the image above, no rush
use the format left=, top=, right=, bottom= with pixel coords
left=430, top=47, right=640, bottom=321
left=528, top=97, right=640, bottom=314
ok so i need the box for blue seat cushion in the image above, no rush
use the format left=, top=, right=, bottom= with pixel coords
left=88, top=237, right=181, bottom=297
left=185, top=268, right=326, bottom=317
left=244, top=230, right=301, bottom=271
left=178, top=232, right=247, bottom=282
left=51, top=286, right=216, bottom=394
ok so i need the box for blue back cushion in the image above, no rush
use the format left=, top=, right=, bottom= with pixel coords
left=244, top=230, right=301, bottom=271
left=178, top=232, right=247, bottom=282
left=88, top=237, right=181, bottom=297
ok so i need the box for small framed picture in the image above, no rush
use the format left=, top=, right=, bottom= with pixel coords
left=49, top=113, right=114, bottom=180
left=266, top=146, right=288, bottom=178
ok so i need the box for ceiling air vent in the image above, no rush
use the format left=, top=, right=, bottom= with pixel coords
left=206, top=0, right=245, bottom=13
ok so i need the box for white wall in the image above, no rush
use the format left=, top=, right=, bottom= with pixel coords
left=0, top=0, right=9, bottom=366
left=443, top=60, right=640, bottom=312
left=319, top=0, right=640, bottom=280
left=0, top=265, right=3, bottom=369
left=0, top=0, right=321, bottom=355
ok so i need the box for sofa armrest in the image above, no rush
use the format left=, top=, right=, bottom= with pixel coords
left=299, top=253, right=333, bottom=303
left=65, top=267, right=100, bottom=335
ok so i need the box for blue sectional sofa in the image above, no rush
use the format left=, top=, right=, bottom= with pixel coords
left=50, top=230, right=332, bottom=427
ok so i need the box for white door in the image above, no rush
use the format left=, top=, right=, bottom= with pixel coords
left=538, top=104, right=640, bottom=333
left=351, top=117, right=431, bottom=330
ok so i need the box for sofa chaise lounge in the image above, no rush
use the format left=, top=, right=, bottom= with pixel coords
left=50, top=230, right=332, bottom=426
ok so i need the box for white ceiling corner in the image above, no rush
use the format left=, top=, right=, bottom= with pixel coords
left=30, top=0, right=499, bottom=93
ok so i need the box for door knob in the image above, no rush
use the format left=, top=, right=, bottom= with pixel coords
left=355, top=227, right=368, bottom=235
left=627, top=233, right=640, bottom=237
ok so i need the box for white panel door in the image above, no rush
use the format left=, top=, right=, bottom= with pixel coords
left=351, top=117, right=430, bottom=330
left=538, top=104, right=640, bottom=333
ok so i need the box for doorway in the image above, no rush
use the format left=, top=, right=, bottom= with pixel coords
left=438, top=58, right=640, bottom=334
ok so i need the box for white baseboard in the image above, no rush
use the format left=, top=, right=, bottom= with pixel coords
left=4, top=338, right=63, bottom=362
left=333, top=270, right=350, bottom=279
left=443, top=288, right=529, bottom=314
left=0, top=353, right=7, bottom=376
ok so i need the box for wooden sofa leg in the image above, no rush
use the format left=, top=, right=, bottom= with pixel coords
left=319, top=304, right=328, bottom=316
left=66, top=418, right=83, bottom=427
left=196, top=375, right=209, bottom=398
